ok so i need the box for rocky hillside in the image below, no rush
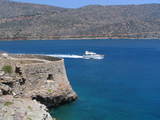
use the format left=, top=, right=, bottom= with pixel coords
left=0, top=0, right=160, bottom=40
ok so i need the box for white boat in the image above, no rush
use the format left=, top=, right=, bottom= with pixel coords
left=83, top=51, right=104, bottom=59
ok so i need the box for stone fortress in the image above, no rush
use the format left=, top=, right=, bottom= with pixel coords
left=0, top=53, right=77, bottom=120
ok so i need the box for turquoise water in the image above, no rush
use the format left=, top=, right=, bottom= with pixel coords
left=0, top=39, right=160, bottom=120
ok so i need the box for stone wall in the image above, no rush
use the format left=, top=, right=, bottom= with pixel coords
left=0, top=53, right=77, bottom=108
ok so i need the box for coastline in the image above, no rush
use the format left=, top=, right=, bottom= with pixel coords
left=0, top=37, right=160, bottom=41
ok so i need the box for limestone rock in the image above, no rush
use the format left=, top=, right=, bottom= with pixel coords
left=0, top=71, right=5, bottom=76
left=0, top=95, right=54, bottom=120
left=0, top=83, right=12, bottom=95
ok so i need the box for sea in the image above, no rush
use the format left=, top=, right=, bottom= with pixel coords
left=0, top=39, right=160, bottom=120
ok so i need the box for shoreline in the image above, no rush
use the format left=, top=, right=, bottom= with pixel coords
left=0, top=37, right=160, bottom=41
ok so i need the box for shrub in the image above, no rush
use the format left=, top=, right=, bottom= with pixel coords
left=28, top=106, right=32, bottom=110
left=2, top=65, right=13, bottom=74
left=27, top=117, right=32, bottom=120
left=4, top=101, right=13, bottom=106
left=48, top=89, right=54, bottom=93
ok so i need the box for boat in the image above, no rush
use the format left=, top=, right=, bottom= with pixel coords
left=83, top=51, right=104, bottom=59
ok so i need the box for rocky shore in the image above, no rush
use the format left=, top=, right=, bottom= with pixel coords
left=0, top=53, right=77, bottom=120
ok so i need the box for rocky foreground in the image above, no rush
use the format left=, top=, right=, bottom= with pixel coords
left=0, top=95, right=54, bottom=120
left=0, top=53, right=77, bottom=120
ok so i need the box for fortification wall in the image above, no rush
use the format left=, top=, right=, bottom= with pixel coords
left=0, top=53, right=77, bottom=107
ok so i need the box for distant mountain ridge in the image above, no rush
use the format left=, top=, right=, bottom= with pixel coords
left=0, top=0, right=160, bottom=40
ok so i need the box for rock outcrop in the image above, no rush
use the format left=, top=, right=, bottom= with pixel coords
left=0, top=95, right=54, bottom=120
left=0, top=53, right=77, bottom=119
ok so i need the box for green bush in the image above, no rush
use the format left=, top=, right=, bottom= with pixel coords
left=2, top=65, right=13, bottom=74
left=48, top=89, right=54, bottom=93
left=27, top=117, right=32, bottom=120
left=4, top=101, right=13, bottom=106
left=28, top=106, right=32, bottom=110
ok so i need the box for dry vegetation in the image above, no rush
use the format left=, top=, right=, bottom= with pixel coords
left=0, top=0, right=160, bottom=40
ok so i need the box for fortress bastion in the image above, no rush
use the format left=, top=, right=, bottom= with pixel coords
left=0, top=53, right=77, bottom=108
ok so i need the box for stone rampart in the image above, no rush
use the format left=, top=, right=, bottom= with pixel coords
left=0, top=53, right=77, bottom=108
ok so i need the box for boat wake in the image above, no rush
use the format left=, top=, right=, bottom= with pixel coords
left=46, top=51, right=104, bottom=60
left=46, top=54, right=83, bottom=59
left=15, top=51, right=104, bottom=60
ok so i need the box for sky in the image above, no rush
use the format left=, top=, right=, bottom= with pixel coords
left=13, top=0, right=160, bottom=8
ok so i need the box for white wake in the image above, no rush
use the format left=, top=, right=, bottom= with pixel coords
left=13, top=52, right=104, bottom=59
left=46, top=54, right=83, bottom=59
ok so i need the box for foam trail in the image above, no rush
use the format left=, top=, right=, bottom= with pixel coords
left=46, top=54, right=83, bottom=59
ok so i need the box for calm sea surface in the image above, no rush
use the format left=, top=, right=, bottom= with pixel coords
left=0, top=39, right=160, bottom=120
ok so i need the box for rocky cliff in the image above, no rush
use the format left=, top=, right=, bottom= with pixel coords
left=0, top=53, right=77, bottom=120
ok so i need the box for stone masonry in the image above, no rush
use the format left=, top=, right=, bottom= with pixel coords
left=0, top=53, right=77, bottom=120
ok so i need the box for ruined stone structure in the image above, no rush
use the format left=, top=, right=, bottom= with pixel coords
left=0, top=53, right=77, bottom=120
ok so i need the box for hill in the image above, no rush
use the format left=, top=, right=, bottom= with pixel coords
left=0, top=0, right=160, bottom=40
